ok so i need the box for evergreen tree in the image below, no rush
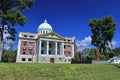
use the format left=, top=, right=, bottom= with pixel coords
left=0, top=0, right=35, bottom=61
left=89, top=16, right=116, bottom=58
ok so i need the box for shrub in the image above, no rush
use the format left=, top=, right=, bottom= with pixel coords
left=2, top=49, right=17, bottom=62
left=99, top=54, right=106, bottom=60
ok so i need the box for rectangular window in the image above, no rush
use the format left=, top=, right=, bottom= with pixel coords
left=64, top=52, right=67, bottom=56
left=22, top=58, right=26, bottom=61
left=49, top=44, right=52, bottom=48
left=41, top=50, right=44, bottom=54
left=68, top=40, right=70, bottom=42
left=23, top=41, right=27, bottom=46
left=29, top=42, right=33, bottom=46
left=28, top=58, right=32, bottom=61
left=68, top=52, right=71, bottom=56
left=22, top=49, right=26, bottom=55
left=29, top=35, right=33, bottom=38
left=64, top=45, right=66, bottom=49
left=42, top=43, right=44, bottom=47
left=49, top=50, right=51, bottom=55
left=68, top=59, right=71, bottom=62
left=68, top=45, right=71, bottom=47
left=29, top=49, right=32, bottom=55
left=24, top=35, right=27, bottom=37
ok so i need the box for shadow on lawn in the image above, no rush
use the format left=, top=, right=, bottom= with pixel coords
left=113, top=64, right=120, bottom=69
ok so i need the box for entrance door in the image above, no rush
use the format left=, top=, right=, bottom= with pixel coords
left=50, top=58, right=54, bottom=63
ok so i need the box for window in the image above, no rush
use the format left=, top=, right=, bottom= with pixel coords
left=42, top=43, right=44, bottom=47
left=41, top=50, right=44, bottom=54
left=23, top=41, right=27, bottom=46
left=64, top=45, right=66, bottom=49
left=68, top=59, right=71, bottom=62
left=68, top=45, right=71, bottom=47
left=22, top=49, right=26, bottom=55
left=28, top=58, right=32, bottom=61
left=29, top=49, right=32, bottom=55
left=68, top=52, right=71, bottom=56
left=29, top=42, right=33, bottom=46
left=49, top=50, right=51, bottom=55
left=68, top=45, right=71, bottom=51
left=64, top=53, right=67, bottom=56
left=22, top=58, right=26, bottom=61
left=49, top=44, right=52, bottom=48
left=65, top=59, right=66, bottom=62
left=23, top=35, right=27, bottom=37
left=68, top=40, right=70, bottom=42
left=64, top=51, right=66, bottom=54
left=30, top=35, right=33, bottom=38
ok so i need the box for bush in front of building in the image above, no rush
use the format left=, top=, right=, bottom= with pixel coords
left=86, top=49, right=96, bottom=60
left=71, top=52, right=80, bottom=62
left=2, top=49, right=17, bottom=62
left=99, top=54, right=106, bottom=60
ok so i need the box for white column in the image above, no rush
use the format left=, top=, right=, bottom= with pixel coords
left=72, top=44, right=74, bottom=58
left=45, top=30, right=46, bottom=34
left=55, top=42, right=58, bottom=55
left=61, top=42, right=64, bottom=56
left=47, top=41, right=49, bottom=55
left=39, top=40, right=41, bottom=56
left=17, top=39, right=21, bottom=56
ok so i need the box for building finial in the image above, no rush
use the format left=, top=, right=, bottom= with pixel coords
left=44, top=19, right=47, bottom=23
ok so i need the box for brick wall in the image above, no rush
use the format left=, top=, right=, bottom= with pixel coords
left=20, top=41, right=35, bottom=55
left=64, top=44, right=72, bottom=57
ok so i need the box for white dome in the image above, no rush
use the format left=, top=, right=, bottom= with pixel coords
left=38, top=19, right=53, bottom=32
left=37, top=19, right=53, bottom=34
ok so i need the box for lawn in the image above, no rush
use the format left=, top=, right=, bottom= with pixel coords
left=0, top=63, right=120, bottom=80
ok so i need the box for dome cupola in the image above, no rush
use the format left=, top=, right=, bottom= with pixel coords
left=37, top=19, right=53, bottom=34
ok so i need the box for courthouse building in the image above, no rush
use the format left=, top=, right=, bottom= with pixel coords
left=16, top=20, right=75, bottom=63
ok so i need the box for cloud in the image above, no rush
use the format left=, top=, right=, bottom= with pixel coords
left=109, top=40, right=117, bottom=48
left=4, top=39, right=14, bottom=50
left=111, top=40, right=117, bottom=46
left=76, top=36, right=92, bottom=51
left=4, top=44, right=10, bottom=50
left=76, top=36, right=118, bottom=51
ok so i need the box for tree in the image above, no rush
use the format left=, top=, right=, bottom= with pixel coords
left=89, top=16, right=116, bottom=58
left=107, top=50, right=115, bottom=58
left=112, top=47, right=120, bottom=57
left=0, top=0, right=35, bottom=61
left=86, top=49, right=95, bottom=60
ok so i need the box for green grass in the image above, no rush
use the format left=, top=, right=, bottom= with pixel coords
left=0, top=63, right=120, bottom=80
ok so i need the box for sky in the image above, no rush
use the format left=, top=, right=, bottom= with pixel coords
left=4, top=0, right=120, bottom=51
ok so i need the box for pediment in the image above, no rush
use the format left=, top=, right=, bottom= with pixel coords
left=39, top=32, right=65, bottom=40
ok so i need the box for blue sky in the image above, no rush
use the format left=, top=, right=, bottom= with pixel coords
left=5, top=0, right=120, bottom=50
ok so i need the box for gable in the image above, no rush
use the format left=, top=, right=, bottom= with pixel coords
left=38, top=32, right=65, bottom=40
left=45, top=35, right=59, bottom=38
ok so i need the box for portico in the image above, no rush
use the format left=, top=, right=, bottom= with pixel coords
left=38, top=38, right=65, bottom=63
